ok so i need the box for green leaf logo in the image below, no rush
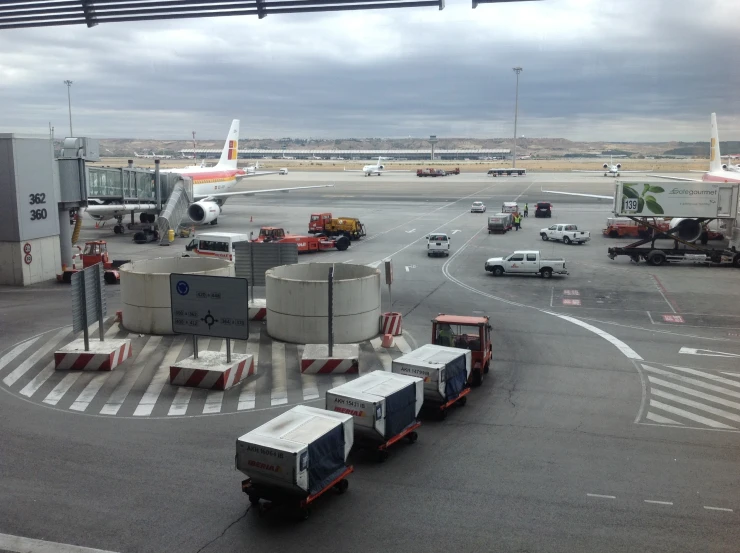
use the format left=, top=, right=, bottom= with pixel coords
left=623, top=186, right=639, bottom=199
left=643, top=184, right=650, bottom=196
left=645, top=198, right=664, bottom=214
left=638, top=197, right=645, bottom=212
left=648, top=185, right=664, bottom=193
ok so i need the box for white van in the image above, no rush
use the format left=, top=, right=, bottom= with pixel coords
left=502, top=202, right=519, bottom=213
left=426, top=233, right=451, bottom=257
left=183, top=232, right=250, bottom=262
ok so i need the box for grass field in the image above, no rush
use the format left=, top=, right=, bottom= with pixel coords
left=95, top=157, right=708, bottom=173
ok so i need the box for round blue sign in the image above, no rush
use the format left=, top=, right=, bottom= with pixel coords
left=176, top=281, right=189, bottom=295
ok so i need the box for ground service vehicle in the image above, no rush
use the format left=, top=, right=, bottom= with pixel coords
left=485, top=250, right=568, bottom=278
left=426, top=233, right=451, bottom=257
left=488, top=213, right=512, bottom=233
left=308, top=213, right=366, bottom=240
left=471, top=201, right=487, bottom=213
left=431, top=314, right=492, bottom=388
left=183, top=232, right=249, bottom=261
left=502, top=202, right=519, bottom=213
left=603, top=217, right=724, bottom=241
left=535, top=202, right=552, bottom=218
left=57, top=241, right=129, bottom=284
left=488, top=168, right=527, bottom=177
left=540, top=224, right=591, bottom=244
left=417, top=168, right=446, bottom=177
left=253, top=227, right=350, bottom=252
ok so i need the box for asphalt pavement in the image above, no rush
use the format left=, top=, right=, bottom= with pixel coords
left=1, top=171, right=740, bottom=553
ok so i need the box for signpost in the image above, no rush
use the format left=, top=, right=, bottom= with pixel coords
left=328, top=266, right=334, bottom=357
left=384, top=259, right=393, bottom=313
left=71, top=263, right=106, bottom=351
left=170, top=274, right=249, bottom=362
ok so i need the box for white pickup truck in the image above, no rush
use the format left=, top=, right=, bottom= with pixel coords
left=540, top=224, right=591, bottom=244
left=484, top=250, right=569, bottom=278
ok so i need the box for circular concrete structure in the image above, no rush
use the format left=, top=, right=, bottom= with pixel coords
left=120, top=257, right=234, bottom=335
left=266, top=262, right=381, bottom=344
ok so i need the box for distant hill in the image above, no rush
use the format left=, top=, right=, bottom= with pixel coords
left=663, top=141, right=740, bottom=156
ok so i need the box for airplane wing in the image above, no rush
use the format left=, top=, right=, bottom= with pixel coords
left=379, top=169, right=411, bottom=173
left=571, top=170, right=609, bottom=173
left=343, top=168, right=365, bottom=172
left=196, top=184, right=333, bottom=200
left=540, top=188, right=613, bottom=200
left=236, top=170, right=283, bottom=180
left=615, top=170, right=645, bottom=173
left=647, top=174, right=703, bottom=182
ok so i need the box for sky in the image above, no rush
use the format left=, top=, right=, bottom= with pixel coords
left=1, top=0, right=739, bottom=141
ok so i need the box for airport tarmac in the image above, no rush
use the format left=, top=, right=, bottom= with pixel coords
left=1, top=171, right=740, bottom=553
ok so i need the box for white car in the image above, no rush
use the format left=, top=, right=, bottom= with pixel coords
left=540, top=224, right=591, bottom=244
left=471, top=201, right=487, bottom=213
left=426, top=233, right=451, bottom=257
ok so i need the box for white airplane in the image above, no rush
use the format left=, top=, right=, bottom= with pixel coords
left=134, top=151, right=172, bottom=159
left=572, top=155, right=643, bottom=177
left=343, top=156, right=411, bottom=177
left=85, top=119, right=331, bottom=233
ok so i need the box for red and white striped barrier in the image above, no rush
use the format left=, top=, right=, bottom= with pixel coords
left=381, top=312, right=403, bottom=336
left=55, top=339, right=132, bottom=371
left=300, top=344, right=359, bottom=374
left=169, top=353, right=255, bottom=391
left=248, top=299, right=267, bottom=321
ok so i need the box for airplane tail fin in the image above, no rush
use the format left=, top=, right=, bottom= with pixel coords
left=216, top=119, right=240, bottom=170
left=709, top=113, right=722, bottom=173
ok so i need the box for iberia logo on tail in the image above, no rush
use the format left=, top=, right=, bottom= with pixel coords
left=228, top=140, right=238, bottom=161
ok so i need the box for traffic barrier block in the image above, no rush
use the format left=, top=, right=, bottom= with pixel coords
left=169, top=352, right=255, bottom=391
left=248, top=298, right=267, bottom=321
left=55, top=338, right=132, bottom=371
left=381, top=312, right=403, bottom=336
left=301, top=344, right=359, bottom=374
left=381, top=334, right=394, bottom=348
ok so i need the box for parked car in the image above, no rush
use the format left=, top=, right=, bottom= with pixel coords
left=426, top=233, right=451, bottom=257
left=502, top=201, right=519, bottom=213
left=540, top=224, right=591, bottom=244
left=484, top=250, right=568, bottom=278
left=471, top=201, right=487, bottom=213
left=535, top=202, right=552, bottom=218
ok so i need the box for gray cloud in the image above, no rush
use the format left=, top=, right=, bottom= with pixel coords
left=0, top=0, right=739, bottom=141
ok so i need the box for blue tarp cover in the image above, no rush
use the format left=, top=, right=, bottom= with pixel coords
left=307, top=425, right=346, bottom=495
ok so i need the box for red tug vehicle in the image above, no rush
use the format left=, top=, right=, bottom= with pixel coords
left=57, top=241, right=129, bottom=284
left=252, top=227, right=350, bottom=252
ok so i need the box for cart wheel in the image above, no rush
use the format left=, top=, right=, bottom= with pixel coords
left=248, top=493, right=260, bottom=506
left=458, top=396, right=467, bottom=407
left=296, top=506, right=310, bottom=522
left=335, top=479, right=349, bottom=494
left=439, top=408, right=448, bottom=421
left=258, top=504, right=268, bottom=518
left=483, top=361, right=490, bottom=374
left=407, top=431, right=418, bottom=443
left=376, top=449, right=390, bottom=463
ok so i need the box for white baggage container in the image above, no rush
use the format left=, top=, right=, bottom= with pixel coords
left=235, top=405, right=353, bottom=496
left=392, top=344, right=471, bottom=403
left=326, top=371, right=423, bottom=442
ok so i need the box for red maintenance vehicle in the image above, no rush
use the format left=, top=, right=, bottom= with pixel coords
left=57, top=241, right=129, bottom=284
left=431, top=314, right=493, bottom=387
left=252, top=227, right=350, bottom=252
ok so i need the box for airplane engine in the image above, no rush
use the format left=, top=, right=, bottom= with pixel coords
left=722, top=163, right=728, bottom=170
left=669, top=218, right=703, bottom=242
left=602, top=163, right=609, bottom=169
left=616, top=163, right=622, bottom=169
left=188, top=200, right=221, bottom=225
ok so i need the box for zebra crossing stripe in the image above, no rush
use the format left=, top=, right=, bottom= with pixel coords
left=100, top=336, right=163, bottom=415
left=70, top=373, right=110, bottom=412
left=650, top=400, right=734, bottom=429
left=168, top=387, right=193, bottom=416
left=270, top=342, right=288, bottom=406
left=642, top=365, right=740, bottom=399
left=3, top=329, right=68, bottom=387
left=0, top=336, right=41, bottom=374
left=134, top=338, right=186, bottom=417
left=369, top=337, right=393, bottom=371
left=652, top=389, right=740, bottom=424
left=43, top=372, right=83, bottom=406
left=19, top=361, right=55, bottom=398
left=646, top=412, right=683, bottom=425
left=395, top=335, right=412, bottom=354
left=649, top=376, right=740, bottom=412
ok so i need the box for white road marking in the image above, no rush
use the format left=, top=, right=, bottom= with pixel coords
left=302, top=374, right=320, bottom=400
left=168, top=387, right=193, bottom=416
left=134, top=338, right=186, bottom=417
left=370, top=337, right=393, bottom=371
left=586, top=493, right=616, bottom=499
left=652, top=275, right=677, bottom=314
left=0, top=532, right=120, bottom=553
left=3, top=330, right=67, bottom=387
left=451, top=229, right=461, bottom=234
left=646, top=412, right=683, bottom=425
left=550, top=314, right=642, bottom=360
left=664, top=364, right=740, bottom=389
left=332, top=375, right=347, bottom=388
left=105, top=323, right=123, bottom=338
left=395, top=335, right=412, bottom=354
left=43, top=372, right=83, bottom=406
left=69, top=373, right=109, bottom=412
left=100, top=336, right=163, bottom=415
left=649, top=376, right=740, bottom=411
left=704, top=506, right=733, bottom=512
left=203, top=390, right=224, bottom=414
left=0, top=336, right=41, bottom=374
left=366, top=261, right=382, bottom=268
left=405, top=265, right=416, bottom=272
left=650, top=400, right=734, bottom=429
left=651, top=389, right=740, bottom=424
left=270, top=342, right=288, bottom=406
left=405, top=229, right=416, bottom=233
left=238, top=335, right=260, bottom=410
left=19, top=361, right=55, bottom=397
left=679, top=347, right=740, bottom=358
left=642, top=365, right=740, bottom=399
left=720, top=372, right=740, bottom=379
left=644, top=500, right=673, bottom=505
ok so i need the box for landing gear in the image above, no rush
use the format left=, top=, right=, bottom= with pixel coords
left=113, top=224, right=124, bottom=234
left=210, top=219, right=218, bottom=226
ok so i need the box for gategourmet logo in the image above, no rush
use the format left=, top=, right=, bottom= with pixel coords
left=669, top=188, right=717, bottom=196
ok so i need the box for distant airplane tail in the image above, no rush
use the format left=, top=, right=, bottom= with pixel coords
left=709, top=112, right=723, bottom=173
left=216, top=119, right=240, bottom=170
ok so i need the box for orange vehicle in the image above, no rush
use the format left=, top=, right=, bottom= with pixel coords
left=308, top=213, right=366, bottom=240
left=57, top=241, right=128, bottom=284
left=602, top=217, right=667, bottom=238
left=252, top=227, right=350, bottom=252
left=431, top=314, right=492, bottom=387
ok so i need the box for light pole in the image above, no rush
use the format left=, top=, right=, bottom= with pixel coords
left=512, top=67, right=522, bottom=168
left=64, top=80, right=74, bottom=137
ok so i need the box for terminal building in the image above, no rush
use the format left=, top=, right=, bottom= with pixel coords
left=178, top=148, right=511, bottom=161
